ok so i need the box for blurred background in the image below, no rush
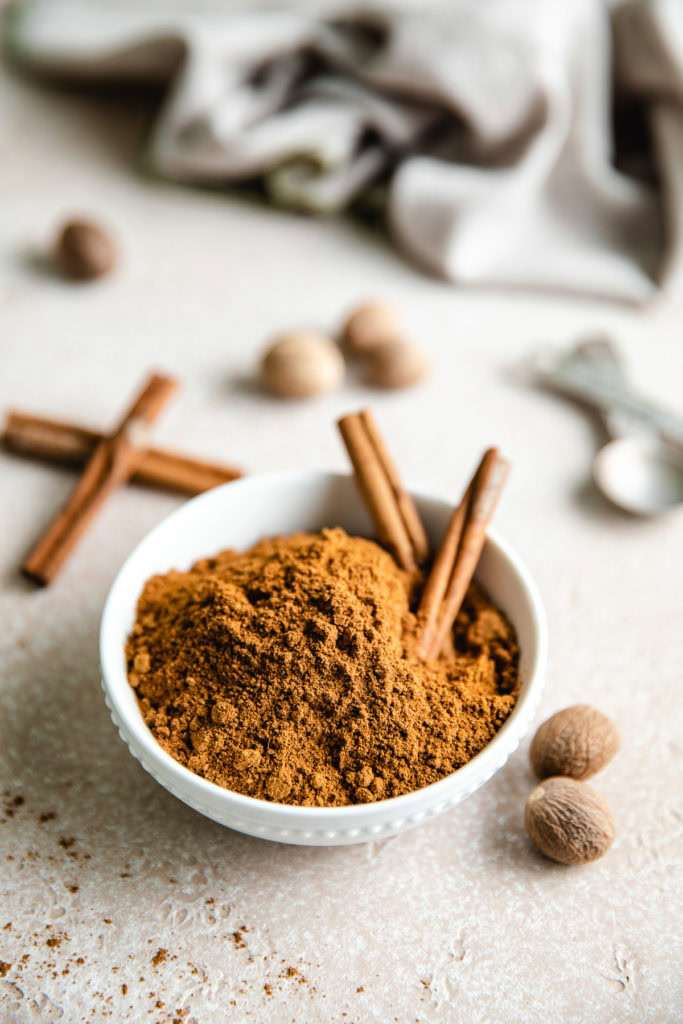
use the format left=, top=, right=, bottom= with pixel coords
left=1, top=2, right=682, bottom=1023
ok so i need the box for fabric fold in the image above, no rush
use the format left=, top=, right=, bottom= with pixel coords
left=6, top=0, right=682, bottom=301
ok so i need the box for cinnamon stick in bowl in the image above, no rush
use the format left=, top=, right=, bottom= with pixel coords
left=416, top=448, right=510, bottom=662
left=337, top=410, right=510, bottom=663
left=337, top=408, right=428, bottom=572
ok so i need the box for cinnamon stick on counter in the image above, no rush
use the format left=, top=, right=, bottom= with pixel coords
left=22, top=373, right=177, bottom=585
left=416, top=448, right=510, bottom=662
left=4, top=411, right=241, bottom=495
left=338, top=409, right=429, bottom=572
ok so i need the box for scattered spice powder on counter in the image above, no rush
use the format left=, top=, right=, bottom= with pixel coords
left=127, top=528, right=519, bottom=806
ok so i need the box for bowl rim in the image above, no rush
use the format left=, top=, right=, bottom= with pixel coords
left=100, top=468, right=547, bottom=820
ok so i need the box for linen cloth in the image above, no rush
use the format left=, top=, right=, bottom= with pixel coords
left=6, top=0, right=683, bottom=301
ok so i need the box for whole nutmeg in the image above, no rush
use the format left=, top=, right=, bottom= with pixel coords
left=260, top=331, right=344, bottom=399
left=54, top=218, right=116, bottom=280
left=530, top=705, right=619, bottom=781
left=366, top=338, right=428, bottom=390
left=525, top=777, right=614, bottom=865
left=342, top=301, right=400, bottom=355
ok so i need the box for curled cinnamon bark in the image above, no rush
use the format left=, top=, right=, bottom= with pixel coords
left=338, top=408, right=428, bottom=572
left=416, top=448, right=510, bottom=662
left=22, top=373, right=177, bottom=585
left=4, top=411, right=242, bottom=495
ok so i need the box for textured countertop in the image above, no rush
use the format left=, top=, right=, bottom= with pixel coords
left=1, top=54, right=682, bottom=1024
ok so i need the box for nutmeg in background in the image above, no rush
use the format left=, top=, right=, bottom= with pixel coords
left=54, top=217, right=117, bottom=281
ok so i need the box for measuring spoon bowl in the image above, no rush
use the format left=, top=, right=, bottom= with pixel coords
left=593, top=436, right=683, bottom=516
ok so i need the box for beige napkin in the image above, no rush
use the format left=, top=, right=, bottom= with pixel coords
left=7, top=0, right=683, bottom=302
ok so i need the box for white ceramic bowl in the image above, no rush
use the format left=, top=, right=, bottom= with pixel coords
left=100, top=470, right=547, bottom=846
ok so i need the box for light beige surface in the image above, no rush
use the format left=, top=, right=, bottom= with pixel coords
left=1, top=56, right=682, bottom=1024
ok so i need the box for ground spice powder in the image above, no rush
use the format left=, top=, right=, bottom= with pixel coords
left=127, top=528, right=519, bottom=806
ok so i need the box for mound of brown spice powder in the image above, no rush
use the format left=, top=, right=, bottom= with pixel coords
left=127, top=528, right=520, bottom=806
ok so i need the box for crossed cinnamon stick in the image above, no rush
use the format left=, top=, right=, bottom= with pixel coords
left=338, top=409, right=509, bottom=662
left=5, top=373, right=242, bottom=585
left=4, top=412, right=241, bottom=496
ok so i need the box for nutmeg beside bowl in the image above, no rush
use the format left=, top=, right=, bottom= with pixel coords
left=530, top=705, right=620, bottom=781
left=525, top=777, right=615, bottom=865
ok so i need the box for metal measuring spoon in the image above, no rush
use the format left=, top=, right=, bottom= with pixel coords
left=593, top=435, right=683, bottom=515
left=577, top=339, right=683, bottom=515
left=529, top=339, right=683, bottom=516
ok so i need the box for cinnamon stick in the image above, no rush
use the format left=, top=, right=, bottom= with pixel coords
left=358, top=409, right=429, bottom=565
left=338, top=410, right=428, bottom=573
left=4, top=411, right=242, bottom=495
left=416, top=448, right=510, bottom=662
left=415, top=478, right=474, bottom=661
left=22, top=373, right=177, bottom=585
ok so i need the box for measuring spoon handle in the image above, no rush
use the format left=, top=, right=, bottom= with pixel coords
left=532, top=352, right=683, bottom=449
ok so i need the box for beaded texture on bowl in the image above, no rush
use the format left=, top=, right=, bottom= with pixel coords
left=102, top=671, right=539, bottom=843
